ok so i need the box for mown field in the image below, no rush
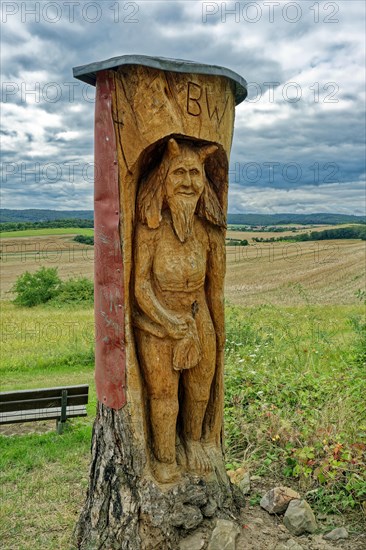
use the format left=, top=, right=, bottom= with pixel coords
left=0, top=230, right=365, bottom=304
left=0, top=227, right=94, bottom=239
left=225, top=223, right=350, bottom=242
left=0, top=235, right=94, bottom=299
left=0, top=227, right=365, bottom=548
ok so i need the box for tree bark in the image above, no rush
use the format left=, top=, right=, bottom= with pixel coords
left=72, top=58, right=247, bottom=549
left=75, top=403, right=243, bottom=550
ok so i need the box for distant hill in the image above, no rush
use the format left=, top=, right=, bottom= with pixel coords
left=0, top=209, right=94, bottom=223
left=1, top=209, right=364, bottom=226
left=227, top=213, right=366, bottom=225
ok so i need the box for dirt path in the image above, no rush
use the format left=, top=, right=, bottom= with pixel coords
left=236, top=477, right=365, bottom=550
left=1, top=424, right=365, bottom=549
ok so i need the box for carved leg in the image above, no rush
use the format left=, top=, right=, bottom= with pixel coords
left=181, top=307, right=217, bottom=474
left=182, top=398, right=212, bottom=474
left=149, top=397, right=181, bottom=483
left=136, top=331, right=181, bottom=482
left=181, top=377, right=215, bottom=475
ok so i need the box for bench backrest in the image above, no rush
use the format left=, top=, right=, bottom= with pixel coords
left=0, top=385, right=89, bottom=425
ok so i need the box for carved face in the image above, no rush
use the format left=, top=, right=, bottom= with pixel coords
left=159, top=139, right=219, bottom=242
left=165, top=150, right=205, bottom=204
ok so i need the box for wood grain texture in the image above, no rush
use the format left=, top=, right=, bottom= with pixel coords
left=75, top=65, right=242, bottom=549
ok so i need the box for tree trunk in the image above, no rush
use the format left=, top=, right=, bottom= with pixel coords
left=72, top=56, right=247, bottom=550
left=74, top=403, right=243, bottom=549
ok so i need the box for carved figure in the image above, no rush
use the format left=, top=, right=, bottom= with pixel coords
left=134, top=138, right=226, bottom=483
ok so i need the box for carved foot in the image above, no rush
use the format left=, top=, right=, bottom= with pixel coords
left=185, top=439, right=212, bottom=475
left=152, top=459, right=181, bottom=484
left=176, top=442, right=187, bottom=469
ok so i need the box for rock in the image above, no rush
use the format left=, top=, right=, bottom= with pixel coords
left=239, top=472, right=251, bottom=495
left=275, top=540, right=303, bottom=550
left=283, top=499, right=317, bottom=536
left=179, top=532, right=206, bottom=550
left=227, top=468, right=251, bottom=495
left=251, top=475, right=262, bottom=481
left=323, top=527, right=349, bottom=541
left=182, top=485, right=208, bottom=507
left=202, top=497, right=217, bottom=518
left=310, top=534, right=327, bottom=547
left=171, top=503, right=203, bottom=530
left=260, top=487, right=301, bottom=514
left=207, top=519, right=240, bottom=550
left=227, top=466, right=245, bottom=481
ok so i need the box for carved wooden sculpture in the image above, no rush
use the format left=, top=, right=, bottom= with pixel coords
left=73, top=56, right=247, bottom=550
left=134, top=138, right=225, bottom=483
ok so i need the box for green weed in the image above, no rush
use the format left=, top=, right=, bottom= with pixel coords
left=223, top=303, right=366, bottom=516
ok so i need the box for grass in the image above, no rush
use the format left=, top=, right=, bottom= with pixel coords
left=0, top=276, right=365, bottom=546
left=0, top=228, right=94, bottom=238
left=0, top=302, right=94, bottom=387
left=0, top=303, right=95, bottom=549
left=0, top=424, right=92, bottom=549
left=224, top=301, right=366, bottom=521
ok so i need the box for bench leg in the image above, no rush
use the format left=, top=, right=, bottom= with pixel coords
left=56, top=420, right=65, bottom=434
left=56, top=390, right=68, bottom=434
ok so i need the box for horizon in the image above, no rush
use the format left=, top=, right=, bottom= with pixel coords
left=1, top=208, right=365, bottom=218
left=1, top=2, right=365, bottom=215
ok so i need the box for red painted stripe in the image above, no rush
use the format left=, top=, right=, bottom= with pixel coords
left=94, top=71, right=126, bottom=410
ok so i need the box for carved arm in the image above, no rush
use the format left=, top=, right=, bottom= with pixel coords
left=134, top=223, right=188, bottom=339
left=206, top=226, right=226, bottom=351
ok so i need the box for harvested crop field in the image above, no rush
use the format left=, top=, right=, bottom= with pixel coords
left=0, top=233, right=364, bottom=305
left=225, top=239, right=365, bottom=306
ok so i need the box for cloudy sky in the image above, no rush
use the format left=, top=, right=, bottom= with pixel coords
left=1, top=0, right=365, bottom=214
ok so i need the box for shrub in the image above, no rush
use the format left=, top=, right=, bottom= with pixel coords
left=52, top=276, right=94, bottom=305
left=11, top=267, right=61, bottom=307
left=73, top=234, right=94, bottom=246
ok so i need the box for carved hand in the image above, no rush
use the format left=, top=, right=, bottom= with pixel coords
left=165, top=316, right=189, bottom=340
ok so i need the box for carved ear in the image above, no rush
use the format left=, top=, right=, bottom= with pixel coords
left=167, top=138, right=181, bottom=157
left=199, top=144, right=218, bottom=162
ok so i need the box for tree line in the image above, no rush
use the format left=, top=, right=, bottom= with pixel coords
left=253, top=225, right=366, bottom=243
left=0, top=219, right=94, bottom=232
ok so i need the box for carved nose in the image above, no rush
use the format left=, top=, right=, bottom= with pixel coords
left=179, top=178, right=193, bottom=192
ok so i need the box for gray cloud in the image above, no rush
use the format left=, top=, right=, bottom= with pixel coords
left=1, top=0, right=365, bottom=214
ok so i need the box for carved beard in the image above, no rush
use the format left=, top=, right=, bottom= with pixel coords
left=167, top=195, right=199, bottom=243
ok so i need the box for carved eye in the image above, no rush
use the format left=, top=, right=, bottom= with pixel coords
left=174, top=168, right=185, bottom=176
left=190, top=169, right=200, bottom=176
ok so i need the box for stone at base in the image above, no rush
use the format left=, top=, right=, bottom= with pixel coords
left=179, top=532, right=206, bottom=550
left=283, top=499, right=317, bottom=536
left=202, top=497, right=218, bottom=517
left=275, top=540, right=304, bottom=550
left=260, top=486, right=301, bottom=514
left=171, top=502, right=203, bottom=530
left=323, top=527, right=349, bottom=540
left=207, top=519, right=240, bottom=550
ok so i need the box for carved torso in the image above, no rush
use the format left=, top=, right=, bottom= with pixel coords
left=153, top=215, right=209, bottom=293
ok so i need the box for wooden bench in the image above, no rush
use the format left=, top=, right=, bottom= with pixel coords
left=0, top=385, right=89, bottom=434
